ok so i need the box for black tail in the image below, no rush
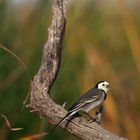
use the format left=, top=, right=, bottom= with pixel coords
left=49, top=112, right=72, bottom=134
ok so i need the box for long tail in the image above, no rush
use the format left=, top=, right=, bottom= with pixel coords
left=49, top=111, right=76, bottom=134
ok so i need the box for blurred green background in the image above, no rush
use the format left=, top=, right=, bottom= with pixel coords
left=0, top=0, right=140, bottom=140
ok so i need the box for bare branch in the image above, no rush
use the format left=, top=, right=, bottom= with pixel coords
left=28, top=0, right=128, bottom=140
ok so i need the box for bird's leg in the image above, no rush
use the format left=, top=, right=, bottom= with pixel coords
left=83, top=112, right=95, bottom=122
left=86, top=113, right=94, bottom=120
left=95, top=105, right=103, bottom=124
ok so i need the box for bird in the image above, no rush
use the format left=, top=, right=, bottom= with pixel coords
left=49, top=81, right=110, bottom=133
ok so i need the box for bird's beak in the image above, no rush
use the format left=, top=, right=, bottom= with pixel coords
left=107, top=85, right=112, bottom=90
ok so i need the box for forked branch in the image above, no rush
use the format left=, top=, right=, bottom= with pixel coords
left=28, top=0, right=128, bottom=140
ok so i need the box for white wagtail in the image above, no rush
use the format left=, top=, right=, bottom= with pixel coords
left=50, top=81, right=110, bottom=133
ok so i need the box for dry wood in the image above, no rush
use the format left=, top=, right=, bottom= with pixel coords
left=28, top=0, right=128, bottom=139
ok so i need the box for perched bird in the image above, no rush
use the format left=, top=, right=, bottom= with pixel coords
left=50, top=81, right=110, bottom=133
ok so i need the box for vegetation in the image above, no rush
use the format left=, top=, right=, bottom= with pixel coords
left=0, top=0, right=140, bottom=140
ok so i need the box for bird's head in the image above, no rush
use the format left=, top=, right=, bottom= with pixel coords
left=95, top=81, right=110, bottom=93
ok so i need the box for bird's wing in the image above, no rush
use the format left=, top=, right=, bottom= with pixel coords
left=68, top=88, right=101, bottom=113
left=83, top=95, right=99, bottom=103
left=68, top=95, right=99, bottom=113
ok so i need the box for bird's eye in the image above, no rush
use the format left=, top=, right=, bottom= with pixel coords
left=102, top=84, right=105, bottom=86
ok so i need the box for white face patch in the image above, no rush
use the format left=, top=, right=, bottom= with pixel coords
left=97, top=81, right=109, bottom=93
